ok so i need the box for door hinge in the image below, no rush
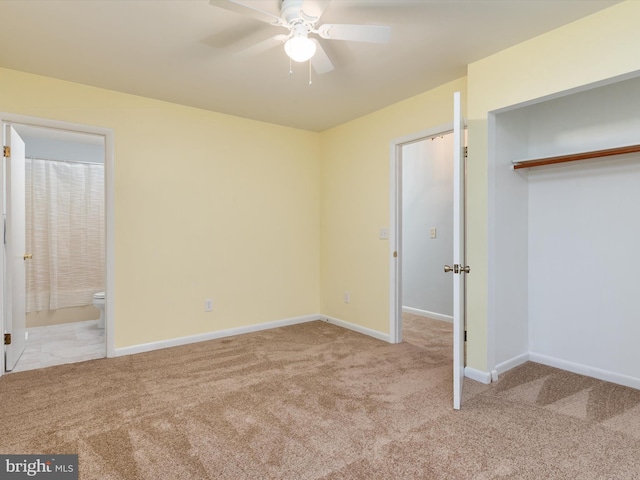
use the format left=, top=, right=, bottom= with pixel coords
left=3, top=146, right=10, bottom=158
left=464, top=146, right=468, bottom=159
left=4, top=333, right=11, bottom=345
left=464, top=330, right=467, bottom=342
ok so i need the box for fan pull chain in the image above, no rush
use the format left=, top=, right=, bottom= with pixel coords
left=289, top=57, right=293, bottom=76
left=309, top=61, right=312, bottom=86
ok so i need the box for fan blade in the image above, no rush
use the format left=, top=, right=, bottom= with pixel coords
left=235, top=34, right=288, bottom=57
left=201, top=24, right=272, bottom=49
left=209, top=0, right=286, bottom=27
left=317, top=24, right=391, bottom=43
left=310, top=39, right=334, bottom=74
left=300, top=0, right=331, bottom=22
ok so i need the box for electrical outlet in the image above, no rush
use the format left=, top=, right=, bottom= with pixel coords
left=205, top=298, right=213, bottom=312
left=379, top=227, right=389, bottom=240
left=344, top=291, right=350, bottom=304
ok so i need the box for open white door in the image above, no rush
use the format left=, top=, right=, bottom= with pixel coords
left=4, top=124, right=28, bottom=371
left=450, top=92, right=467, bottom=410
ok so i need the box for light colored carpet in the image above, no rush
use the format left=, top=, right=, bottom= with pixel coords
left=1, top=319, right=639, bottom=479
left=402, top=312, right=452, bottom=351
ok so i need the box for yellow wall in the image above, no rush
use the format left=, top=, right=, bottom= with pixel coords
left=1, top=65, right=465, bottom=352
left=319, top=78, right=467, bottom=334
left=466, top=0, right=640, bottom=370
left=0, top=68, right=320, bottom=348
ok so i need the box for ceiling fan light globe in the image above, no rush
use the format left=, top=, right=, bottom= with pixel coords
left=284, top=36, right=317, bottom=62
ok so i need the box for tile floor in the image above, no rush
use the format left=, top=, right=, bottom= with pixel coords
left=9, top=319, right=106, bottom=373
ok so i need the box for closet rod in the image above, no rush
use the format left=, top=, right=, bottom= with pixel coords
left=512, top=144, right=640, bottom=170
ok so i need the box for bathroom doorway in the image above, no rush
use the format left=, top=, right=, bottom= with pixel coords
left=2, top=115, right=114, bottom=374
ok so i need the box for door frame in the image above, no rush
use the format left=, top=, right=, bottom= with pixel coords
left=388, top=122, right=454, bottom=344
left=0, top=113, right=115, bottom=376
left=4, top=125, right=28, bottom=371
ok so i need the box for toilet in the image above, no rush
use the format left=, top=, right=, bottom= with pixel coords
left=93, top=291, right=106, bottom=328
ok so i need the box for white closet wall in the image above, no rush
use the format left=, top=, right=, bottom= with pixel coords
left=490, top=73, right=640, bottom=387
left=528, top=157, right=640, bottom=378
left=490, top=108, right=530, bottom=367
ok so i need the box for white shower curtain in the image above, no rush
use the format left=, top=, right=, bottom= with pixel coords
left=25, top=158, right=105, bottom=312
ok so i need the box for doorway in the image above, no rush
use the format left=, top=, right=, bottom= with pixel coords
left=402, top=133, right=454, bottom=319
left=400, top=132, right=454, bottom=353
left=389, top=91, right=467, bottom=409
left=390, top=124, right=453, bottom=343
left=1, top=114, right=115, bottom=375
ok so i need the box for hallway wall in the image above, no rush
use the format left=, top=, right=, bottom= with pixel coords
left=402, top=134, right=453, bottom=318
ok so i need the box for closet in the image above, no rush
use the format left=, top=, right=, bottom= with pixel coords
left=489, top=73, right=640, bottom=389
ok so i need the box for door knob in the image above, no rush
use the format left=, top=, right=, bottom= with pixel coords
left=23, top=254, right=32, bottom=260
left=445, top=264, right=465, bottom=274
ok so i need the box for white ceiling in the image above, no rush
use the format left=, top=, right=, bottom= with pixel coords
left=0, top=0, right=620, bottom=132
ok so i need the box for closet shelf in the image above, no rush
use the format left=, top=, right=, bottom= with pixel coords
left=512, top=144, right=640, bottom=170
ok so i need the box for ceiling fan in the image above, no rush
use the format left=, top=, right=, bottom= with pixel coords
left=209, top=0, right=392, bottom=74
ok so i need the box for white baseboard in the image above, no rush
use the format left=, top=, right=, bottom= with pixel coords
left=322, top=315, right=390, bottom=342
left=464, top=366, right=492, bottom=384
left=402, top=307, right=453, bottom=323
left=529, top=352, right=640, bottom=390
left=493, top=351, right=640, bottom=390
left=115, top=314, right=321, bottom=357
left=495, top=352, right=530, bottom=375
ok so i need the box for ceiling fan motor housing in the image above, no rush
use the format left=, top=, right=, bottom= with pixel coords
left=281, top=0, right=319, bottom=27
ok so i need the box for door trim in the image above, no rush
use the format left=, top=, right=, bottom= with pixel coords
left=388, top=122, right=454, bottom=344
left=0, top=113, right=115, bottom=376
left=4, top=125, right=28, bottom=371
